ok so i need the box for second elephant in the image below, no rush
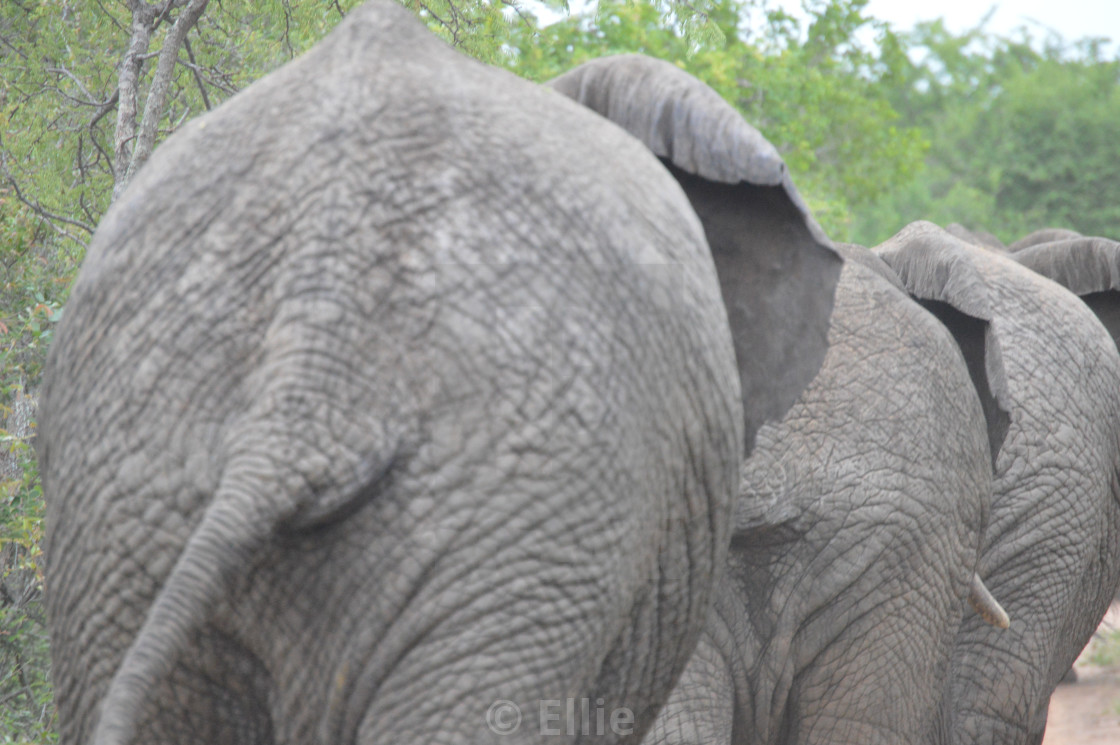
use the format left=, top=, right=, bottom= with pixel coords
left=645, top=245, right=1005, bottom=745
left=879, top=222, right=1120, bottom=743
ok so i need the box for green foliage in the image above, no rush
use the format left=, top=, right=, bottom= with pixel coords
left=1089, top=627, right=1120, bottom=668
left=0, top=0, right=370, bottom=249
left=0, top=1, right=115, bottom=245
left=505, top=0, right=927, bottom=240
left=980, top=59, right=1120, bottom=238
left=0, top=288, right=55, bottom=742
left=0, top=236, right=70, bottom=392
left=0, top=593, right=55, bottom=743
left=0, top=395, right=51, bottom=741
left=851, top=20, right=1120, bottom=245
left=400, top=0, right=525, bottom=63
left=0, top=167, right=63, bottom=743
left=0, top=383, right=51, bottom=743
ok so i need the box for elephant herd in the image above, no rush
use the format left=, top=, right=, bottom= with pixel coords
left=35, top=2, right=1120, bottom=744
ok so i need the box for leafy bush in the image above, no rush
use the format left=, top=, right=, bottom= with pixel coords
left=1088, top=627, right=1120, bottom=669
left=0, top=193, right=68, bottom=742
left=0, top=392, right=56, bottom=741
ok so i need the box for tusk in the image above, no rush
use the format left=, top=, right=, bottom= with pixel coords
left=968, top=573, right=1010, bottom=629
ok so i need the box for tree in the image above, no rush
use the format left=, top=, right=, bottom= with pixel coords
left=0, top=0, right=372, bottom=248
left=852, top=19, right=1120, bottom=244
left=506, top=0, right=927, bottom=239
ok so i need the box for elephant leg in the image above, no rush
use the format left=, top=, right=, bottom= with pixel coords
left=646, top=624, right=736, bottom=745
left=950, top=482, right=1120, bottom=743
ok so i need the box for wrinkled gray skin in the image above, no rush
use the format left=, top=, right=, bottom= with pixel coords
left=1015, top=234, right=1120, bottom=679
left=1008, top=227, right=1082, bottom=252
left=547, top=54, right=841, bottom=443
left=550, top=59, right=1010, bottom=745
left=946, top=223, right=1007, bottom=252
left=878, top=222, right=1120, bottom=744
left=1014, top=236, right=1120, bottom=351
left=39, top=7, right=843, bottom=745
left=642, top=246, right=999, bottom=745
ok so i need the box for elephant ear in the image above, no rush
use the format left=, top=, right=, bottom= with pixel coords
left=1008, top=227, right=1082, bottom=252
left=1015, top=237, right=1120, bottom=351
left=832, top=242, right=907, bottom=292
left=547, top=54, right=842, bottom=449
left=875, top=221, right=1013, bottom=469
left=945, top=223, right=1007, bottom=252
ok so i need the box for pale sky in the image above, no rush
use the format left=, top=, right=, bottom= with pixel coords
left=537, top=1, right=1120, bottom=55
left=776, top=0, right=1120, bottom=52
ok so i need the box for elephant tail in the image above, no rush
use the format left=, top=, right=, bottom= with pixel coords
left=89, top=432, right=400, bottom=745
left=968, top=573, right=1010, bottom=629
left=89, top=476, right=276, bottom=745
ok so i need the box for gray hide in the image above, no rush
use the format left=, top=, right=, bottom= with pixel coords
left=547, top=54, right=842, bottom=449
left=645, top=247, right=998, bottom=745
left=1008, top=227, right=1083, bottom=252
left=877, top=221, right=1120, bottom=743
left=35, top=6, right=779, bottom=745
left=945, top=223, right=1008, bottom=252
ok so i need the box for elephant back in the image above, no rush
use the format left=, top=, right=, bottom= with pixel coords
left=38, top=4, right=746, bottom=743
left=876, top=220, right=1120, bottom=740
left=725, top=253, right=993, bottom=743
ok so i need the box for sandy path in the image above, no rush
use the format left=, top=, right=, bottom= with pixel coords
left=1042, top=603, right=1120, bottom=745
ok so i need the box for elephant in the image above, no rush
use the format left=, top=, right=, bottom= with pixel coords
left=1012, top=236, right=1120, bottom=351
left=640, top=244, right=1008, bottom=745
left=549, top=56, right=1009, bottom=745
left=945, top=223, right=1007, bottom=252
left=546, top=54, right=841, bottom=442
left=1013, top=234, right=1120, bottom=684
left=876, top=221, right=1120, bottom=743
left=1007, top=227, right=1083, bottom=252
left=37, top=5, right=841, bottom=745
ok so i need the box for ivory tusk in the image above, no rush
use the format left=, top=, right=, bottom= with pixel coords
left=968, top=572, right=1010, bottom=629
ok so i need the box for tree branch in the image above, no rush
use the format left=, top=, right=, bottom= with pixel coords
left=121, top=0, right=211, bottom=194
left=113, top=1, right=159, bottom=197
left=280, top=0, right=295, bottom=59
left=174, top=57, right=237, bottom=95
left=1, top=157, right=95, bottom=240
left=44, top=65, right=98, bottom=106
left=182, top=35, right=212, bottom=110
left=87, top=89, right=119, bottom=175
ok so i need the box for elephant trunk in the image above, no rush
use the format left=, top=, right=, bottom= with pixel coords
left=968, top=573, right=1010, bottom=629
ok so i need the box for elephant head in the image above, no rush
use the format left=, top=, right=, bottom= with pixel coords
left=547, top=54, right=842, bottom=451
left=1013, top=235, right=1120, bottom=351
left=944, top=223, right=1007, bottom=252
left=1008, top=227, right=1083, bottom=252
left=876, top=221, right=1120, bottom=743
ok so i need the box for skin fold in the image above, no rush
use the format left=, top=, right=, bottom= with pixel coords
left=1008, top=227, right=1083, bottom=252
left=38, top=6, right=841, bottom=745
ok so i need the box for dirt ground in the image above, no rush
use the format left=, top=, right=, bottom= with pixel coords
left=1042, top=603, right=1120, bottom=745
